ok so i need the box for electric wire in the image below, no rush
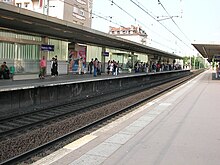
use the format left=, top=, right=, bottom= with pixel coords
left=130, top=0, right=193, bottom=51
left=158, top=0, right=192, bottom=44
left=108, top=0, right=179, bottom=52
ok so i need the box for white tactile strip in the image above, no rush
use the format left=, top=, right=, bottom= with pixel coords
left=69, top=154, right=106, bottom=165
left=64, top=135, right=97, bottom=150
left=32, top=75, right=200, bottom=165
left=105, top=133, right=134, bottom=145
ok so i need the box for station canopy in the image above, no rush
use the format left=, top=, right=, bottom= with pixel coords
left=192, top=42, right=220, bottom=62
left=0, top=2, right=182, bottom=60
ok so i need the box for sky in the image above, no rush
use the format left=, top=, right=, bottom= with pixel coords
left=91, top=0, right=220, bottom=56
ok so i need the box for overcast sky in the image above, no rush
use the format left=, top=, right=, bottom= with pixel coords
left=91, top=0, right=220, bottom=56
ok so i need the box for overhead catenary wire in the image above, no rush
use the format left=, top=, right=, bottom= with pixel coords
left=108, top=0, right=180, bottom=52
left=157, top=0, right=192, bottom=43
left=130, top=0, right=193, bottom=51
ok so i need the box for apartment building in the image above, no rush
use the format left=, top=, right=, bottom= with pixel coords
left=4, top=0, right=93, bottom=27
left=109, top=25, right=148, bottom=45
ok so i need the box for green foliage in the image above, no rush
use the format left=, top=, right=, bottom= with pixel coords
left=183, top=55, right=206, bottom=69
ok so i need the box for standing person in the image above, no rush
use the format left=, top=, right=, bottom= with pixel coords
left=51, top=57, right=55, bottom=77
left=113, top=61, right=117, bottom=76
left=54, top=55, right=58, bottom=76
left=110, top=61, right=113, bottom=75
left=152, top=62, right=156, bottom=73
left=78, top=58, right=83, bottom=75
left=215, top=64, right=219, bottom=79
left=93, top=58, right=98, bottom=77
left=0, top=61, right=10, bottom=79
left=107, top=60, right=110, bottom=75
left=88, top=58, right=93, bottom=74
left=97, top=61, right=102, bottom=75
left=39, top=56, right=46, bottom=79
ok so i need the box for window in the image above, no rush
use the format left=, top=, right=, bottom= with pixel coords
left=79, top=9, right=84, bottom=16
left=24, top=2, right=29, bottom=8
left=73, top=6, right=78, bottom=13
left=73, top=7, right=85, bottom=20
left=16, top=3, right=22, bottom=7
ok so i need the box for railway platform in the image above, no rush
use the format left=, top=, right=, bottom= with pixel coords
left=31, top=69, right=220, bottom=165
left=0, top=72, right=133, bottom=92
left=0, top=69, right=192, bottom=92
left=0, top=70, right=190, bottom=119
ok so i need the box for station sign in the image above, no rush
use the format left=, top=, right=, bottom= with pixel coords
left=41, top=44, right=54, bottom=51
left=103, top=52, right=109, bottom=56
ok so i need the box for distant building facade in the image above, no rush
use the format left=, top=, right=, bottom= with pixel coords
left=2, top=0, right=93, bottom=27
left=109, top=25, right=148, bottom=45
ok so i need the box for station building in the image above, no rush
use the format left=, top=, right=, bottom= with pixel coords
left=0, top=2, right=182, bottom=79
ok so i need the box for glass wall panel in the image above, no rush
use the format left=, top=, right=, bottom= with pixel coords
left=48, top=39, right=68, bottom=61
left=87, top=45, right=102, bottom=62
left=15, top=44, right=39, bottom=73
left=0, top=42, right=15, bottom=71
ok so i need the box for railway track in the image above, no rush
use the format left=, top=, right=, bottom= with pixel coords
left=0, top=70, right=204, bottom=165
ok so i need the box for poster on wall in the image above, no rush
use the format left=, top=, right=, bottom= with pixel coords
left=68, top=44, right=87, bottom=73
left=68, top=50, right=77, bottom=72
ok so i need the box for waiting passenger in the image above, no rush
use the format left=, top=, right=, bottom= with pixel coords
left=54, top=55, right=58, bottom=76
left=216, top=65, right=219, bottom=79
left=109, top=61, right=113, bottom=75
left=152, top=63, right=157, bottom=73
left=93, top=58, right=98, bottom=77
left=78, top=58, right=83, bottom=75
left=0, top=61, right=10, bottom=79
left=51, top=57, right=56, bottom=77
left=39, top=56, right=46, bottom=79
left=113, top=61, right=117, bottom=76
left=107, top=60, right=110, bottom=75
left=88, top=58, right=93, bottom=74
left=97, top=61, right=102, bottom=75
